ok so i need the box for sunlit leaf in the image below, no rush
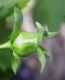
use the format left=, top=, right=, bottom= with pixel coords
left=10, top=7, right=23, bottom=42
left=48, top=32, right=58, bottom=37
left=37, top=47, right=46, bottom=73
left=36, top=22, right=44, bottom=44
left=12, top=51, right=20, bottom=74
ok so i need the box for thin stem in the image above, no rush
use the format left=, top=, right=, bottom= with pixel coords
left=0, top=41, right=11, bottom=49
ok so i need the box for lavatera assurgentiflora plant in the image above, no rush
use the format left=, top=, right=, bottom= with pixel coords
left=0, top=7, right=57, bottom=74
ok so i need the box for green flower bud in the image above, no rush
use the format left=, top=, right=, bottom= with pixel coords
left=12, top=32, right=37, bottom=57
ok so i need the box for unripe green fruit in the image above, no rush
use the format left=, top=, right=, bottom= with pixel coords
left=12, top=32, right=37, bottom=57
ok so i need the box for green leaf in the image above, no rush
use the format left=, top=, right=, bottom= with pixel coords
left=12, top=51, right=20, bottom=74
left=0, top=21, right=12, bottom=71
left=48, top=32, right=58, bottom=37
left=36, top=22, right=44, bottom=44
left=37, top=47, right=46, bottom=73
left=0, top=0, right=29, bottom=19
left=0, top=48, right=12, bottom=71
left=10, top=7, right=23, bottom=42
left=18, top=0, right=30, bottom=9
left=39, top=45, right=50, bottom=58
left=0, top=0, right=17, bottom=19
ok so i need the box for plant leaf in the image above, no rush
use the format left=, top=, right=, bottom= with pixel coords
left=10, top=7, right=23, bottom=42
left=12, top=51, right=20, bottom=74
left=37, top=47, right=46, bottom=73
left=36, top=22, right=44, bottom=44
left=18, top=0, right=30, bottom=9
left=0, top=48, right=12, bottom=71
left=0, top=0, right=29, bottom=19
left=48, top=31, right=58, bottom=37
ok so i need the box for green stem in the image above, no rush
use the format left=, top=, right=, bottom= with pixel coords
left=0, top=41, right=11, bottom=49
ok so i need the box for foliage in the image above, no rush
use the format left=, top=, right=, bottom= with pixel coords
left=0, top=0, right=29, bottom=19
left=0, top=0, right=29, bottom=79
left=0, top=6, right=57, bottom=75
left=0, top=0, right=63, bottom=79
left=0, top=7, right=49, bottom=74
